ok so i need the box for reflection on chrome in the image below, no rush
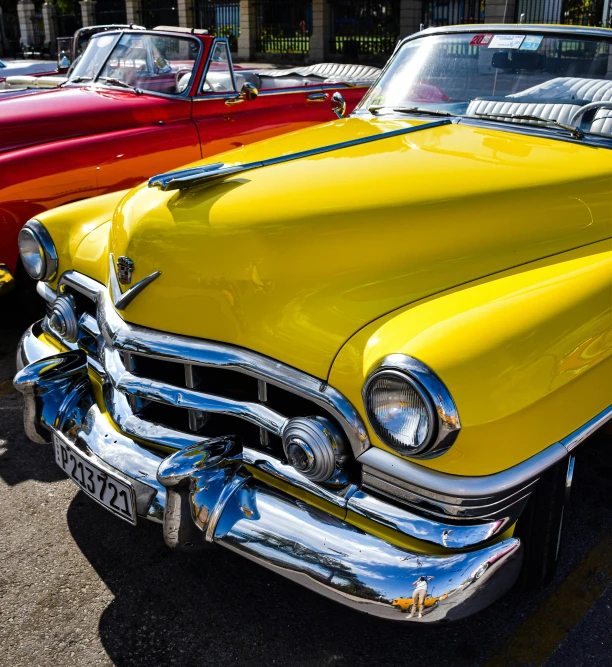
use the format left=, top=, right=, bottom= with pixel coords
left=15, top=325, right=524, bottom=622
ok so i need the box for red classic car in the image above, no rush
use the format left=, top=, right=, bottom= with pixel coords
left=0, top=26, right=379, bottom=296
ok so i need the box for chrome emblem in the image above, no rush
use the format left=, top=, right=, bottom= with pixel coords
left=117, top=256, right=135, bottom=285
left=108, top=253, right=161, bottom=311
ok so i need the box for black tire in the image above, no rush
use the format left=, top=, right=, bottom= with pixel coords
left=515, top=456, right=569, bottom=590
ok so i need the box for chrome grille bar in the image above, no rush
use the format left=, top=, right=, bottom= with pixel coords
left=105, top=347, right=288, bottom=436
left=257, top=379, right=269, bottom=448
left=184, top=363, right=208, bottom=432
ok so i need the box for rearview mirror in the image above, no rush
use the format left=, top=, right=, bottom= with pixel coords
left=491, top=51, right=547, bottom=71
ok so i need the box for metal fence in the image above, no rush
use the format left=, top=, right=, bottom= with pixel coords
left=139, top=1, right=179, bottom=28
left=31, top=9, right=44, bottom=46
left=195, top=1, right=240, bottom=51
left=329, top=0, right=400, bottom=59
left=515, top=0, right=606, bottom=24
left=95, top=0, right=128, bottom=25
left=57, top=1, right=83, bottom=38
left=422, top=0, right=484, bottom=26
left=254, top=0, right=312, bottom=54
left=0, top=7, right=20, bottom=55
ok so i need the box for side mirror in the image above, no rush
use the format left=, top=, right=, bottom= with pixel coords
left=226, top=82, right=259, bottom=106
left=241, top=82, right=258, bottom=101
left=331, top=91, right=346, bottom=118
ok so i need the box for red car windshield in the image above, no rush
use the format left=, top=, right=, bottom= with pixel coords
left=69, top=31, right=200, bottom=95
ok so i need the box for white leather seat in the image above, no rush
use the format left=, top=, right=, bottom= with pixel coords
left=506, top=77, right=612, bottom=136
left=254, top=63, right=381, bottom=89
left=509, top=77, right=612, bottom=102
left=466, top=99, right=583, bottom=125
left=591, top=108, right=612, bottom=135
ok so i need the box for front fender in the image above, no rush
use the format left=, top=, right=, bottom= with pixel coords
left=32, top=189, right=132, bottom=289
left=329, top=239, right=612, bottom=476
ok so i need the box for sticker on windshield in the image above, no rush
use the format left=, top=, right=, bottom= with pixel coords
left=470, top=34, right=493, bottom=46
left=488, top=34, right=525, bottom=50
left=520, top=35, right=543, bottom=51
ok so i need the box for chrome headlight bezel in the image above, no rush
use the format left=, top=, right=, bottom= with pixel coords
left=363, top=354, right=461, bottom=459
left=17, top=219, right=58, bottom=282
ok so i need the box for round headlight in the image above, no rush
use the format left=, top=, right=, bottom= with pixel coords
left=18, top=228, right=45, bottom=280
left=363, top=355, right=461, bottom=459
left=365, top=371, right=435, bottom=455
left=17, top=220, right=58, bottom=281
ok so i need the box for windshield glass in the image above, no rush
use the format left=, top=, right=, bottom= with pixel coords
left=69, top=32, right=199, bottom=95
left=359, top=31, right=612, bottom=137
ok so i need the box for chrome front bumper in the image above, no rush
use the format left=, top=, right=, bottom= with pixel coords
left=14, top=324, right=523, bottom=622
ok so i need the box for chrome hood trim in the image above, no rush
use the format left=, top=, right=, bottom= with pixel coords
left=147, top=119, right=453, bottom=191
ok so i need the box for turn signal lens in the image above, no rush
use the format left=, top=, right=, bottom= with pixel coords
left=365, top=371, right=435, bottom=455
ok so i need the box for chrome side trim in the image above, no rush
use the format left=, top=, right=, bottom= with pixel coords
left=359, top=404, right=612, bottom=521
left=362, top=469, right=535, bottom=519
left=346, top=490, right=512, bottom=548
left=148, top=119, right=453, bottom=191
left=192, top=83, right=364, bottom=102
left=561, top=405, right=612, bottom=452
left=359, top=443, right=568, bottom=505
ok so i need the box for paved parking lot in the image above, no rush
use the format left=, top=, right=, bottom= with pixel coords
left=1, top=317, right=611, bottom=667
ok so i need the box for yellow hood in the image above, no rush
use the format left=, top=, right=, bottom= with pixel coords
left=105, top=117, right=612, bottom=379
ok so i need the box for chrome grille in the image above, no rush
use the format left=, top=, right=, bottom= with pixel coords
left=40, top=271, right=377, bottom=498
left=117, top=349, right=291, bottom=452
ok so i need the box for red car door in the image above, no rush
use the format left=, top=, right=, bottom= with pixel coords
left=191, top=40, right=340, bottom=160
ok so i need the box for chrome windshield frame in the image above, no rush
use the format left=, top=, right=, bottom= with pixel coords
left=64, top=28, right=204, bottom=99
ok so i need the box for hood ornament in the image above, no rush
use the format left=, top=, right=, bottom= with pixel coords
left=108, top=253, right=161, bottom=311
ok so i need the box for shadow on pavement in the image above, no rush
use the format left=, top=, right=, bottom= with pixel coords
left=61, top=429, right=612, bottom=667
left=0, top=322, right=65, bottom=486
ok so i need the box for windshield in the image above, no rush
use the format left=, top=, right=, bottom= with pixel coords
left=69, top=32, right=200, bottom=95
left=359, top=31, right=612, bottom=137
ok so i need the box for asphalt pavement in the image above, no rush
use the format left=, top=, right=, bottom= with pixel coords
left=1, top=315, right=611, bottom=667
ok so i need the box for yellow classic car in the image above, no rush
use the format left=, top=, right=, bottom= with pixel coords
left=13, top=24, right=612, bottom=622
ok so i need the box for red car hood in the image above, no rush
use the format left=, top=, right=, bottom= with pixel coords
left=0, top=86, right=190, bottom=153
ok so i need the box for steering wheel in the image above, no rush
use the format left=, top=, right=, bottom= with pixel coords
left=174, top=67, right=193, bottom=94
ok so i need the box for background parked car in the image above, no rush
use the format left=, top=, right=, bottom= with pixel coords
left=0, top=26, right=379, bottom=300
